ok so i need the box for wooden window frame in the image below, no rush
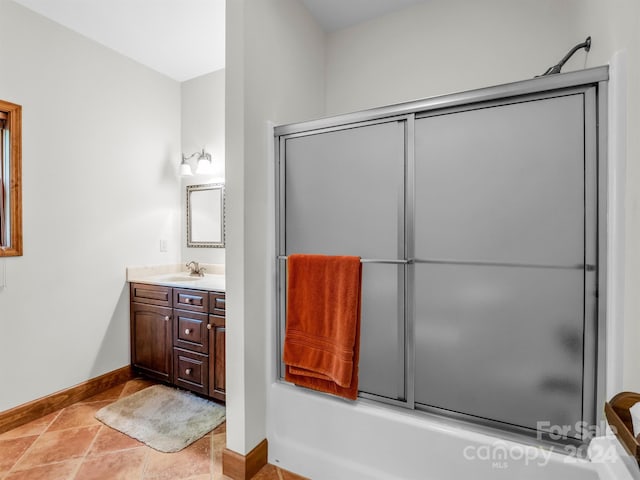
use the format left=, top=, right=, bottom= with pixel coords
left=0, top=99, right=22, bottom=257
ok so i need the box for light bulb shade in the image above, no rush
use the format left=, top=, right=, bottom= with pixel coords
left=180, top=158, right=193, bottom=176
left=195, top=155, right=213, bottom=175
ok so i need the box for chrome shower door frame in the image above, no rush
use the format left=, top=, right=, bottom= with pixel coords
left=274, top=66, right=609, bottom=447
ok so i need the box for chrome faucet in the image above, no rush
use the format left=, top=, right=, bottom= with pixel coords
left=186, top=261, right=206, bottom=277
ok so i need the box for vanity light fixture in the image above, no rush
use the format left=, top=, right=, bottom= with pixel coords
left=195, top=150, right=213, bottom=175
left=180, top=155, right=193, bottom=176
left=180, top=148, right=213, bottom=176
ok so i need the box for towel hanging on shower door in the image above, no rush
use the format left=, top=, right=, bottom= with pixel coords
left=283, top=253, right=362, bottom=400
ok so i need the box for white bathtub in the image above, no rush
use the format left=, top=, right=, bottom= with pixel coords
left=267, top=383, right=638, bottom=480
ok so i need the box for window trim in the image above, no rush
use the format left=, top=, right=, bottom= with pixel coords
left=0, top=99, right=22, bottom=257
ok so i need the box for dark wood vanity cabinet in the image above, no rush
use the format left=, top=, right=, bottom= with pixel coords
left=130, top=283, right=226, bottom=401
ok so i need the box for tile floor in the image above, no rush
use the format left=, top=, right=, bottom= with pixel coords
left=0, top=379, right=306, bottom=480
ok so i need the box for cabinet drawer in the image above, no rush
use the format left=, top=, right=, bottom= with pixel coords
left=173, top=348, right=208, bottom=395
left=174, top=288, right=208, bottom=313
left=209, top=292, right=225, bottom=316
left=131, top=283, right=172, bottom=307
left=173, top=310, right=209, bottom=354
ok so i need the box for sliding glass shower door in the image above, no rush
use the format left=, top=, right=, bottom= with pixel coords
left=413, top=92, right=597, bottom=438
left=275, top=69, right=606, bottom=444
left=283, top=120, right=408, bottom=401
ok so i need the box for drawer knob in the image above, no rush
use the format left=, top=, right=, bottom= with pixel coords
left=185, top=298, right=191, bottom=304
left=207, top=324, right=212, bottom=330
left=185, top=368, right=192, bottom=375
left=164, top=316, right=170, bottom=321
left=184, top=328, right=191, bottom=335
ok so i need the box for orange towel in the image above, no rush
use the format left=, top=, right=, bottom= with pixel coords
left=283, top=254, right=362, bottom=400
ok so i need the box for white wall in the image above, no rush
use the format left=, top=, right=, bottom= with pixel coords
left=326, top=0, right=591, bottom=115
left=181, top=69, right=226, bottom=265
left=0, top=0, right=181, bottom=411
left=262, top=0, right=640, bottom=478
left=225, top=0, right=325, bottom=455
left=576, top=0, right=640, bottom=394
left=325, top=0, right=640, bottom=394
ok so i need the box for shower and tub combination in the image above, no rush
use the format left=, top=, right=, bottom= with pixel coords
left=270, top=65, right=632, bottom=479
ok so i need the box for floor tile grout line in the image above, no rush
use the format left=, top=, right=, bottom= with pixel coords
left=5, top=403, right=121, bottom=478
left=42, top=400, right=115, bottom=434
left=140, top=443, right=153, bottom=479
left=70, top=382, right=146, bottom=479
left=84, top=379, right=153, bottom=479
left=4, top=407, right=84, bottom=477
left=83, top=438, right=148, bottom=459
left=76, top=397, right=122, bottom=406
left=3, top=380, right=228, bottom=480
left=69, top=424, right=106, bottom=480
left=45, top=408, right=64, bottom=425
left=0, top=380, right=130, bottom=479
left=0, top=393, right=115, bottom=441
left=210, top=432, right=217, bottom=480
left=5, top=456, right=80, bottom=477
left=41, top=400, right=115, bottom=436
left=42, top=420, right=106, bottom=436
left=66, top=457, right=84, bottom=480
left=1, top=406, right=65, bottom=441
left=3, top=410, right=63, bottom=477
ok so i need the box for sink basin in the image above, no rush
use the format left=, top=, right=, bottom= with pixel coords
left=129, top=270, right=225, bottom=291
left=159, top=274, right=201, bottom=282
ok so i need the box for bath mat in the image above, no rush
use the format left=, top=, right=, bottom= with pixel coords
left=95, top=384, right=225, bottom=453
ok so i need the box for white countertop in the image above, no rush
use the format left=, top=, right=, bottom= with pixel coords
left=127, top=264, right=225, bottom=292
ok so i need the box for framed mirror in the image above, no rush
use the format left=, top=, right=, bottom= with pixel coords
left=187, top=183, right=225, bottom=248
left=0, top=99, right=22, bottom=257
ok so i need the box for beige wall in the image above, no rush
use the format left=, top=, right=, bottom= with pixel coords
left=0, top=0, right=181, bottom=411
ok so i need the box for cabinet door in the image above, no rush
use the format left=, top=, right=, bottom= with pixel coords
left=131, top=303, right=173, bottom=382
left=209, top=314, right=226, bottom=402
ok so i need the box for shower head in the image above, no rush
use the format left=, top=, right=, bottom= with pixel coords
left=538, top=36, right=591, bottom=77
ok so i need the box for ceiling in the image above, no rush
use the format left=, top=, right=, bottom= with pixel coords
left=11, top=0, right=426, bottom=82
left=11, top=0, right=226, bottom=82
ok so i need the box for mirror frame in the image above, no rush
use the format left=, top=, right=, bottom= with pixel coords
left=0, top=99, right=22, bottom=257
left=186, top=183, right=225, bottom=248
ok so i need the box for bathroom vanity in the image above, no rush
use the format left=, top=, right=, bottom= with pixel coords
left=128, top=270, right=226, bottom=402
